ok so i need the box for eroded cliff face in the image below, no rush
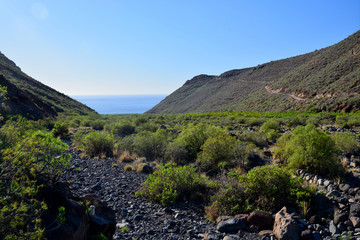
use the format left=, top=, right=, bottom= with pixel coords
left=147, top=30, right=360, bottom=114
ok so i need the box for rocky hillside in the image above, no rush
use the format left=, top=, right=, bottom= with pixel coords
left=0, top=52, right=96, bottom=119
left=147, top=30, right=360, bottom=114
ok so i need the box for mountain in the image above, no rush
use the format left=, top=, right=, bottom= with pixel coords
left=0, top=52, right=96, bottom=119
left=147, top=30, right=360, bottom=114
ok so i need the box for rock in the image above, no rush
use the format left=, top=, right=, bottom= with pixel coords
left=334, top=212, right=348, bottom=225
left=234, top=213, right=249, bottom=222
left=350, top=216, right=360, bottom=228
left=329, top=220, right=338, bottom=235
left=311, top=193, right=330, bottom=217
left=216, top=218, right=245, bottom=233
left=141, top=164, right=154, bottom=174
left=312, top=231, right=322, bottom=240
left=350, top=203, right=360, bottom=217
left=216, top=216, right=232, bottom=224
left=259, top=230, right=273, bottom=236
left=339, top=183, right=351, bottom=193
left=223, top=235, right=241, bottom=240
left=84, top=195, right=116, bottom=240
left=326, top=190, right=341, bottom=198
left=300, top=229, right=312, bottom=240
left=248, top=211, right=274, bottom=230
left=273, top=207, right=300, bottom=240
left=324, top=180, right=333, bottom=187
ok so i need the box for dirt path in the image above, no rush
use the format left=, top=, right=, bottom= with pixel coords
left=265, top=86, right=307, bottom=101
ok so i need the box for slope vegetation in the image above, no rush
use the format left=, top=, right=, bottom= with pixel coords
left=0, top=52, right=96, bottom=119
left=148, top=30, right=360, bottom=113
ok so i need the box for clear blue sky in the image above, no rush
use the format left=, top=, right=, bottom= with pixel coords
left=0, top=1, right=359, bottom=96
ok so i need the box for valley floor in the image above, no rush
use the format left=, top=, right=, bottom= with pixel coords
left=62, top=145, right=262, bottom=240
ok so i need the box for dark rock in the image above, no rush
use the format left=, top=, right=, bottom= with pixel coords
left=84, top=195, right=116, bottom=240
left=216, top=218, right=245, bottom=233
left=273, top=207, right=300, bottom=240
left=334, top=212, right=348, bottom=225
left=350, top=203, right=360, bottom=217
left=311, top=193, right=330, bottom=217
left=308, top=215, right=321, bottom=225
left=312, top=232, right=322, bottom=240
left=141, top=164, right=154, bottom=174
left=248, top=211, right=274, bottom=230
left=300, top=229, right=312, bottom=240
left=339, top=183, right=351, bottom=193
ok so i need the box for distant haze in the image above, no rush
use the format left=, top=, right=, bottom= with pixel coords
left=0, top=0, right=359, bottom=96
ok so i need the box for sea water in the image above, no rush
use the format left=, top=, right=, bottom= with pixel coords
left=72, top=95, right=167, bottom=114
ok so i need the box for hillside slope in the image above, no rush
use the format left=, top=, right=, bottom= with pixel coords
left=0, top=52, right=96, bottom=119
left=147, top=30, right=360, bottom=114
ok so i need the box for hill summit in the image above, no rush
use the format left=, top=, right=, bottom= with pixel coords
left=147, top=30, right=360, bottom=114
left=0, top=52, right=96, bottom=119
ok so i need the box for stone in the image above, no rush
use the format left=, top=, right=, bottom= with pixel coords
left=83, top=195, right=116, bottom=240
left=311, top=193, right=330, bottom=217
left=248, top=211, right=274, bottom=230
left=273, top=207, right=300, bottom=240
left=329, top=220, right=338, bottom=235
left=259, top=230, right=273, bottom=236
left=300, top=229, right=312, bottom=240
left=312, top=231, right=322, bottom=240
left=141, top=164, right=154, bottom=174
left=216, top=218, right=245, bottom=233
left=350, top=217, right=360, bottom=228
left=324, top=180, right=333, bottom=187
left=350, top=204, right=360, bottom=217
left=234, top=213, right=249, bottom=222
left=317, top=179, right=325, bottom=186
left=339, top=183, right=351, bottom=193
left=334, top=212, right=348, bottom=225
left=216, top=216, right=232, bottom=224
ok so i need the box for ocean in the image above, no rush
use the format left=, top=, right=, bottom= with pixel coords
left=72, top=95, right=167, bottom=114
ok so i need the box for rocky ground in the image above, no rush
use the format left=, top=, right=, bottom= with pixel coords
left=61, top=149, right=262, bottom=240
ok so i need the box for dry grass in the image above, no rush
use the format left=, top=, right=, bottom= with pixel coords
left=118, top=150, right=135, bottom=163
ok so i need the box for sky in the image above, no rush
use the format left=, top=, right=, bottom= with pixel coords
left=0, top=1, right=359, bottom=96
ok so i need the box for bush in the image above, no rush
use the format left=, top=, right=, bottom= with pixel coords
left=196, top=135, right=236, bottom=172
left=238, top=132, right=267, bottom=148
left=207, top=165, right=315, bottom=218
left=132, top=130, right=169, bottom=161
left=51, top=122, right=69, bottom=139
left=82, top=132, right=114, bottom=157
left=111, top=123, right=135, bottom=137
left=260, top=119, right=281, bottom=142
left=91, top=120, right=106, bottom=130
left=331, top=132, right=360, bottom=156
left=274, top=124, right=343, bottom=178
left=136, top=163, right=215, bottom=206
left=165, top=142, right=189, bottom=165
left=174, top=124, right=227, bottom=162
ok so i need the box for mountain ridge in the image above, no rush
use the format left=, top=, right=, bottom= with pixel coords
left=0, top=51, right=96, bottom=119
left=147, top=30, right=360, bottom=114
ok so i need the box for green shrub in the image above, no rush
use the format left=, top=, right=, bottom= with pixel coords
left=165, top=142, right=189, bottom=165
left=348, top=115, right=360, bottom=127
left=136, top=163, right=215, bottom=206
left=174, top=124, right=227, bottom=162
left=51, top=122, right=69, bottom=139
left=238, top=132, right=267, bottom=148
left=207, top=165, right=315, bottom=218
left=111, top=123, right=135, bottom=137
left=331, top=132, right=360, bottom=156
left=82, top=132, right=114, bottom=157
left=260, top=119, right=281, bottom=142
left=274, top=124, right=343, bottom=177
left=0, top=120, right=70, bottom=239
left=286, top=116, right=306, bottom=128
left=91, top=120, right=106, bottom=130
left=196, top=135, right=236, bottom=172
left=132, top=129, right=169, bottom=161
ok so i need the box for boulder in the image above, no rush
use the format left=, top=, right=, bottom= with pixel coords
left=350, top=203, right=360, bottom=217
left=216, top=218, right=245, bottom=233
left=350, top=216, right=360, bottom=228
left=141, top=164, right=154, bottom=174
left=333, top=211, right=348, bottom=225
left=83, top=195, right=116, bottom=239
left=329, top=220, right=338, bottom=235
left=247, top=211, right=274, bottom=230
left=273, top=207, right=300, bottom=240
left=311, top=193, right=330, bottom=217
left=339, top=183, right=351, bottom=193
